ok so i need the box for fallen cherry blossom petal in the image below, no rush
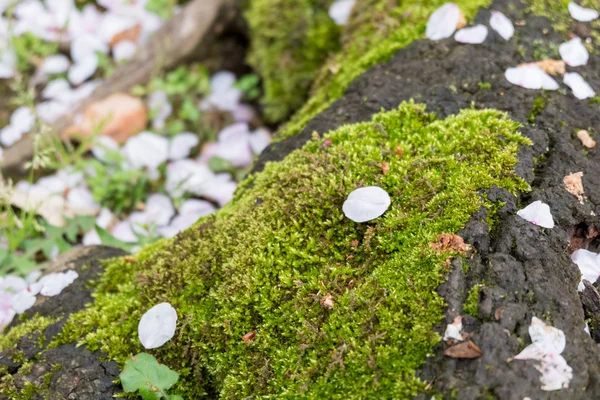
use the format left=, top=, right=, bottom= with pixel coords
left=571, top=249, right=600, bottom=291
left=444, top=340, right=483, bottom=358
left=68, top=54, right=99, bottom=85
left=516, top=200, right=555, bottom=228
left=91, top=135, right=120, bottom=162
left=0, top=276, right=27, bottom=293
left=454, top=24, right=488, bottom=44
left=113, top=40, right=137, bottom=62
left=426, top=3, right=461, bottom=41
left=443, top=316, right=463, bottom=341
left=148, top=90, right=172, bottom=130
left=505, top=65, right=559, bottom=90
left=138, top=302, right=177, bottom=349
left=124, top=131, right=169, bottom=170
left=249, top=128, right=271, bottom=154
left=82, top=229, right=102, bottom=246
left=577, top=130, right=596, bottom=148
left=169, top=132, right=199, bottom=160
left=67, top=186, right=101, bottom=215
left=568, top=2, right=599, bottom=22
left=489, top=10, right=514, bottom=40
left=10, top=106, right=35, bottom=134
left=0, top=124, right=25, bottom=147
left=564, top=72, right=595, bottom=99
left=559, top=37, right=589, bottom=67
left=563, top=171, right=584, bottom=202
left=536, top=353, right=573, bottom=391
left=342, top=186, right=391, bottom=223
left=41, top=55, right=71, bottom=75
left=329, top=0, right=355, bottom=26
left=38, top=270, right=79, bottom=297
left=11, top=290, right=36, bottom=314
left=111, top=221, right=138, bottom=243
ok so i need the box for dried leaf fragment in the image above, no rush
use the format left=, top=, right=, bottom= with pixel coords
left=577, top=130, right=596, bottom=148
left=381, top=161, right=390, bottom=175
left=518, top=59, right=565, bottom=76
left=457, top=10, right=467, bottom=29
left=320, top=294, right=334, bottom=309
left=563, top=172, right=584, bottom=202
left=444, top=340, right=483, bottom=359
left=242, top=330, right=257, bottom=343
left=429, top=234, right=471, bottom=255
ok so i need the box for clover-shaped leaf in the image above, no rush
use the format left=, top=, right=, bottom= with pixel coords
left=120, top=352, right=179, bottom=400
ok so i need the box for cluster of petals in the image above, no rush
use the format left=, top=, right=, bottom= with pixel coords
left=0, top=269, right=78, bottom=331
left=513, top=317, right=572, bottom=391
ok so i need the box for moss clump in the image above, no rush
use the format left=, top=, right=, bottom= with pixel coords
left=245, top=0, right=340, bottom=123
left=51, top=102, right=529, bottom=398
left=464, top=284, right=484, bottom=318
left=0, top=315, right=59, bottom=353
left=529, top=96, right=547, bottom=124
left=276, top=0, right=490, bottom=141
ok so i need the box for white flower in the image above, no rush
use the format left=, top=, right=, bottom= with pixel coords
left=37, top=270, right=79, bottom=297
left=564, top=72, right=595, bottom=100
left=165, top=159, right=215, bottom=198
left=40, top=55, right=71, bottom=75
left=0, top=276, right=27, bottom=293
left=67, top=3, right=103, bottom=38
left=513, top=317, right=572, bottom=391
left=138, top=302, right=177, bottom=349
left=559, top=37, right=589, bottom=67
left=516, top=200, right=555, bottom=228
left=328, top=0, right=356, bottom=26
left=98, top=12, right=137, bottom=44
left=443, top=316, right=463, bottom=341
left=568, top=2, right=598, bottom=22
left=426, top=3, right=460, bottom=41
left=113, top=40, right=137, bottom=62
left=169, top=132, right=198, bottom=160
left=123, top=132, right=169, bottom=170
left=10, top=290, right=36, bottom=314
left=505, top=65, right=559, bottom=90
left=148, top=90, right=172, bottom=129
left=489, top=11, right=514, bottom=40
left=571, top=249, right=600, bottom=291
left=454, top=24, right=488, bottom=44
left=342, top=186, right=391, bottom=223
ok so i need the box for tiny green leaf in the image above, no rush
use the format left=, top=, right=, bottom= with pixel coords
left=120, top=353, right=179, bottom=398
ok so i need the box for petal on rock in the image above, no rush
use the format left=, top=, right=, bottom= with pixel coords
left=0, top=276, right=27, bottom=293
left=571, top=249, right=600, bottom=291
left=40, top=55, right=71, bottom=75
left=342, top=186, right=391, bottom=223
left=138, top=302, right=177, bottom=349
left=559, top=37, right=589, bottom=67
left=527, top=316, right=566, bottom=356
left=10, top=290, right=36, bottom=314
left=426, top=3, right=460, bottom=41
left=505, top=65, right=558, bottom=90
left=568, top=2, right=599, bottom=22
left=38, top=270, right=79, bottom=297
left=564, top=72, right=595, bottom=100
left=454, top=24, right=488, bottom=44
left=329, top=0, right=356, bottom=26
left=489, top=10, right=514, bottom=40
left=443, top=316, right=463, bottom=341
left=516, top=200, right=555, bottom=228
left=536, top=354, right=573, bottom=391
left=169, top=132, right=199, bottom=160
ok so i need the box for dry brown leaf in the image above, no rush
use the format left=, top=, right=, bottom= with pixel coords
left=535, top=59, right=565, bottom=75
left=395, top=146, right=404, bottom=157
left=381, top=161, right=390, bottom=175
left=429, top=234, right=471, bottom=255
left=123, top=257, right=138, bottom=263
left=320, top=294, right=334, bottom=310
left=63, top=93, right=148, bottom=143
left=242, top=330, right=257, bottom=343
left=443, top=340, right=483, bottom=359
left=564, top=171, right=584, bottom=202
left=109, top=24, right=141, bottom=47
left=577, top=130, right=596, bottom=148
left=457, top=11, right=467, bottom=29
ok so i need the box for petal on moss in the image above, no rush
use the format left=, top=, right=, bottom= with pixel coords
left=516, top=200, right=555, bottom=228
left=454, top=24, right=488, bottom=44
left=490, top=11, right=514, bottom=40
left=559, top=37, right=589, bottom=67
left=426, top=3, right=460, bottom=41
left=564, top=72, right=596, bottom=100
left=138, top=302, right=177, bottom=349
left=342, top=186, right=391, bottom=223
left=568, top=2, right=599, bottom=22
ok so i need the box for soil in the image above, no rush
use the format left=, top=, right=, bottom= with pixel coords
left=4, top=0, right=600, bottom=397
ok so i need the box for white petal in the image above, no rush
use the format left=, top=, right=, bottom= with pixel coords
left=514, top=343, right=548, bottom=361
left=442, top=316, right=463, bottom=341
left=10, top=290, right=36, bottom=314
left=342, top=186, right=391, bottom=223
left=67, top=186, right=100, bottom=215
left=0, top=276, right=27, bottom=293
left=99, top=12, right=137, bottom=44
left=559, top=37, right=589, bottom=67
left=564, top=72, right=595, bottom=99
left=568, top=2, right=599, bottom=22
left=36, top=101, right=69, bottom=124
left=516, top=200, right=555, bottom=228
left=138, top=302, right=177, bottom=349
left=180, top=199, right=216, bottom=216
left=571, top=249, right=600, bottom=291
left=0, top=124, right=24, bottom=147
left=40, top=55, right=71, bottom=75
left=328, top=0, right=355, bottom=26
left=96, top=207, right=114, bottom=229
left=426, top=3, right=460, bottom=41
left=231, top=104, right=255, bottom=122
left=211, top=71, right=236, bottom=93
left=68, top=54, right=99, bottom=85
left=159, top=199, right=216, bottom=238
left=505, top=65, right=558, bottom=90
left=145, top=193, right=175, bottom=227
left=82, top=229, right=102, bottom=246
left=10, top=106, right=35, bottom=134
left=195, top=173, right=237, bottom=206
left=38, top=270, right=78, bottom=297
left=26, top=271, right=42, bottom=285
left=169, top=132, right=199, bottom=160
left=113, top=40, right=137, bottom=62
left=489, top=11, right=514, bottom=40
left=528, top=316, right=565, bottom=356
left=249, top=128, right=271, bottom=154
left=71, top=34, right=109, bottom=63
left=454, top=24, right=488, bottom=44
left=42, top=79, right=71, bottom=101
left=124, top=132, right=169, bottom=170
left=536, top=354, right=573, bottom=391
left=148, top=90, right=172, bottom=129
left=91, top=135, right=120, bottom=162
left=111, top=221, right=138, bottom=243
left=165, top=159, right=215, bottom=198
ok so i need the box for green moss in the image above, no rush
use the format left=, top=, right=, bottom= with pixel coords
left=245, top=0, right=340, bottom=123
left=531, top=39, right=560, bottom=61
left=276, top=0, right=490, bottom=141
left=528, top=96, right=547, bottom=124
left=0, top=315, right=59, bottom=353
left=478, top=82, right=492, bottom=90
left=464, top=284, right=484, bottom=318
left=49, top=102, right=529, bottom=398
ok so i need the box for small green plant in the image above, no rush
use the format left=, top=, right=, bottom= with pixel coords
left=478, top=82, right=491, bottom=90
left=234, top=74, right=261, bottom=100
left=120, top=353, right=182, bottom=400
left=528, top=96, right=547, bottom=123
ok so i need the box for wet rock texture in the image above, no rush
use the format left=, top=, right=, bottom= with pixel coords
left=4, top=0, right=600, bottom=398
